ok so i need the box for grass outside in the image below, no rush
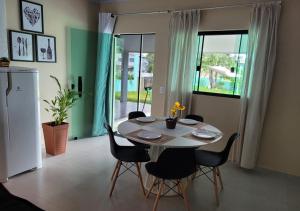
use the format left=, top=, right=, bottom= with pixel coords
left=115, top=91, right=152, bottom=104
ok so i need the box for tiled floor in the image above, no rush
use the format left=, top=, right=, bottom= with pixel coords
left=3, top=136, right=300, bottom=211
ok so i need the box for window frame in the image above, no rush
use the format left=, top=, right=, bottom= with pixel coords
left=193, top=30, right=248, bottom=99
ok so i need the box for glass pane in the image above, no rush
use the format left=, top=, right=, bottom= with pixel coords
left=198, top=34, right=246, bottom=95
left=138, top=34, right=155, bottom=114
left=234, top=34, right=248, bottom=95
left=113, top=35, right=141, bottom=128
left=69, top=28, right=97, bottom=139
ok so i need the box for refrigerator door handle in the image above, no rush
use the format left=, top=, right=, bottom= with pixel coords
left=6, top=72, right=12, bottom=96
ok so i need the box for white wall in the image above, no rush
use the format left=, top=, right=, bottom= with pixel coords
left=0, top=0, right=8, bottom=57
left=5, top=0, right=98, bottom=124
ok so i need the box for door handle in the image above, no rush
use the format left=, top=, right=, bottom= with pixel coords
left=6, top=72, right=12, bottom=96
left=78, top=76, right=82, bottom=97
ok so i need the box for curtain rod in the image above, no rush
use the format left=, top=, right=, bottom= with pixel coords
left=113, top=0, right=281, bottom=16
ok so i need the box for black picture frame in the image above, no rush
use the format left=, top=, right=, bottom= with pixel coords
left=20, top=0, right=44, bottom=34
left=8, top=30, right=35, bottom=62
left=35, top=34, right=57, bottom=63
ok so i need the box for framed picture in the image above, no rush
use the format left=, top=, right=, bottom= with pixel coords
left=20, top=0, right=44, bottom=33
left=35, top=35, right=56, bottom=63
left=9, top=30, right=34, bottom=62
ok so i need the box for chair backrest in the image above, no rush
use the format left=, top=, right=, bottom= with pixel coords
left=128, top=111, right=146, bottom=120
left=156, top=148, right=197, bottom=179
left=104, top=123, right=119, bottom=159
left=185, top=114, right=204, bottom=122
left=219, top=133, right=240, bottom=165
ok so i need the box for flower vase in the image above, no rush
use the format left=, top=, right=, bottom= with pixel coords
left=166, top=117, right=177, bottom=129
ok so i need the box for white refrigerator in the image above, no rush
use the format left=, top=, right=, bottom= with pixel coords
left=0, top=67, right=42, bottom=182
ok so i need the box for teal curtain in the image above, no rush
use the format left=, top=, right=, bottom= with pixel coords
left=92, top=13, right=116, bottom=136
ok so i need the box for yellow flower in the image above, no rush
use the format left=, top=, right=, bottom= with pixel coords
left=174, top=102, right=180, bottom=109
left=179, top=105, right=185, bottom=111
left=170, top=108, right=176, bottom=117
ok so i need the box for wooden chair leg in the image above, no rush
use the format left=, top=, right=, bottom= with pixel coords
left=212, top=168, right=219, bottom=205
left=135, top=162, right=146, bottom=196
left=179, top=181, right=191, bottom=211
left=111, top=161, right=120, bottom=181
left=177, top=179, right=182, bottom=194
left=216, top=167, right=224, bottom=191
left=109, top=161, right=121, bottom=197
left=147, top=177, right=157, bottom=198
left=153, top=180, right=164, bottom=211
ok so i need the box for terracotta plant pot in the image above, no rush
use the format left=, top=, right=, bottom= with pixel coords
left=166, top=118, right=177, bottom=129
left=42, top=122, right=69, bottom=155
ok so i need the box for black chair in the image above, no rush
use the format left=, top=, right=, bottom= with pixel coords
left=194, top=133, right=239, bottom=205
left=128, top=111, right=146, bottom=120
left=145, top=148, right=197, bottom=211
left=185, top=114, right=204, bottom=122
left=104, top=123, right=151, bottom=197
left=128, top=111, right=150, bottom=149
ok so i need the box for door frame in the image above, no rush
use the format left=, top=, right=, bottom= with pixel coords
left=110, top=33, right=155, bottom=129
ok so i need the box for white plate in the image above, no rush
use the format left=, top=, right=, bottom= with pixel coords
left=137, top=131, right=162, bottom=140
left=192, top=129, right=217, bottom=139
left=179, top=118, right=199, bottom=125
left=136, top=116, right=156, bottom=123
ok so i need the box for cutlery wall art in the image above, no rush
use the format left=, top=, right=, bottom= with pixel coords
left=9, top=30, right=34, bottom=62
left=36, top=35, right=56, bottom=63
left=7, top=1, right=57, bottom=63
left=20, top=0, right=44, bottom=33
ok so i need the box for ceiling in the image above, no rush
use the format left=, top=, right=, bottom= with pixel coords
left=90, top=0, right=128, bottom=3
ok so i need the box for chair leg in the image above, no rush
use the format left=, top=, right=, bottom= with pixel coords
left=153, top=180, right=164, bottom=211
left=135, top=162, right=146, bottom=196
left=147, top=177, right=157, bottom=198
left=109, top=161, right=122, bottom=197
left=111, top=161, right=120, bottom=181
left=179, top=181, right=191, bottom=211
left=216, top=167, right=224, bottom=191
left=212, top=168, right=219, bottom=205
left=177, top=179, right=182, bottom=194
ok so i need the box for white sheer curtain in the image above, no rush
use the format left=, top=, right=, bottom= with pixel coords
left=165, top=10, right=200, bottom=116
left=238, top=2, right=281, bottom=169
left=0, top=0, right=8, bottom=58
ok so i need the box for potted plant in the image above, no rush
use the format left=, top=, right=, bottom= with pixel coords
left=42, top=75, right=78, bottom=155
left=166, top=102, right=185, bottom=129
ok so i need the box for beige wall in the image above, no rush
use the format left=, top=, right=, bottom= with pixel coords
left=5, top=0, right=98, bottom=123
left=101, top=0, right=300, bottom=176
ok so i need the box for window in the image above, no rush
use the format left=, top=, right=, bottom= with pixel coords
left=193, top=31, right=248, bottom=98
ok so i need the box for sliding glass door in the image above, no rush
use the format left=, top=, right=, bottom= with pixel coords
left=112, top=34, right=155, bottom=129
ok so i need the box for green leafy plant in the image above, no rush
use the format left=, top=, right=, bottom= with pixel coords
left=43, top=75, right=78, bottom=126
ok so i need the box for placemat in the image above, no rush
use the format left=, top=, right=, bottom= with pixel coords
left=182, top=132, right=222, bottom=143
left=125, top=129, right=176, bottom=145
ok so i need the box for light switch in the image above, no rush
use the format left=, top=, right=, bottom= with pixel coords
left=159, top=86, right=165, bottom=94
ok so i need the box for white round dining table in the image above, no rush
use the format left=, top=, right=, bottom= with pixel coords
left=117, top=117, right=223, bottom=148
left=117, top=116, right=223, bottom=196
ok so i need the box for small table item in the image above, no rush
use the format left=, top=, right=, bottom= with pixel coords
left=178, top=118, right=199, bottom=125
left=192, top=129, right=217, bottom=139
left=136, top=116, right=156, bottom=123
left=137, top=130, right=162, bottom=140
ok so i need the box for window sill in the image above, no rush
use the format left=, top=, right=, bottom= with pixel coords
left=192, top=91, right=241, bottom=99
